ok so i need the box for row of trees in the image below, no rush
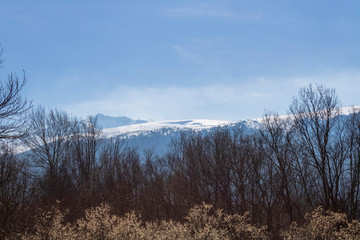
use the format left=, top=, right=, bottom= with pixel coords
left=0, top=47, right=359, bottom=238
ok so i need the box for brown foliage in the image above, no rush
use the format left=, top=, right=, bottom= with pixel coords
left=15, top=203, right=360, bottom=240
left=18, top=202, right=269, bottom=240
left=282, top=206, right=360, bottom=240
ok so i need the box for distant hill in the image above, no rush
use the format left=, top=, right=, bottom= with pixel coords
left=97, top=106, right=360, bottom=156
left=100, top=118, right=260, bottom=156
left=95, top=113, right=147, bottom=129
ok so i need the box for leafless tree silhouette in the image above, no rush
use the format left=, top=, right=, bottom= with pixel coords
left=0, top=46, right=31, bottom=140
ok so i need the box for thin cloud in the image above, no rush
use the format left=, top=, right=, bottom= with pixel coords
left=62, top=71, right=360, bottom=121
left=173, top=45, right=209, bottom=65
left=160, top=4, right=262, bottom=21
left=63, top=85, right=240, bottom=120
left=60, top=80, right=295, bottom=121
left=162, top=5, right=237, bottom=19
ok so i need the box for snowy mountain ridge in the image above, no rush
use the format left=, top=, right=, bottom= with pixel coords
left=252, top=105, right=360, bottom=122
left=102, top=119, right=236, bottom=138
left=16, top=106, right=360, bottom=156
left=97, top=116, right=259, bottom=155
left=99, top=105, right=360, bottom=139
left=95, top=113, right=147, bottom=128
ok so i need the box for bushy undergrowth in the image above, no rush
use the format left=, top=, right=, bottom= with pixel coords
left=8, top=203, right=359, bottom=240
left=15, top=202, right=269, bottom=240
left=282, top=206, right=360, bottom=240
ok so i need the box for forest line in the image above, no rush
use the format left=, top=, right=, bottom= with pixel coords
left=0, top=49, right=359, bottom=238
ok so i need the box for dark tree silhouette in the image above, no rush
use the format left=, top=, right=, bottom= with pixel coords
left=0, top=46, right=33, bottom=238
left=23, top=107, right=75, bottom=203
left=0, top=46, right=31, bottom=140
left=289, top=84, right=345, bottom=211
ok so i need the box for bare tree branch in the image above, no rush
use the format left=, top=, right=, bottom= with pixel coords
left=0, top=46, right=32, bottom=140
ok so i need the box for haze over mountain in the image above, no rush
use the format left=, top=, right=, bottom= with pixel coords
left=96, top=113, right=147, bottom=129
left=96, top=113, right=259, bottom=156
left=96, top=105, right=360, bottom=156
left=18, top=106, right=360, bottom=156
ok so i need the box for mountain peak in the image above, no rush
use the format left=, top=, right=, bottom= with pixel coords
left=95, top=113, right=147, bottom=129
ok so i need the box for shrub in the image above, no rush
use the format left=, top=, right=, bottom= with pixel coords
left=282, top=206, right=360, bottom=240
left=185, top=203, right=268, bottom=240
left=20, top=201, right=73, bottom=240
left=19, top=203, right=359, bottom=240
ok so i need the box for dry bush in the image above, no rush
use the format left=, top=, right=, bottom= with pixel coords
left=144, top=203, right=268, bottom=239
left=75, top=204, right=146, bottom=240
left=145, top=220, right=190, bottom=240
left=21, top=202, right=360, bottom=240
left=184, top=203, right=268, bottom=240
left=223, top=212, right=269, bottom=240
left=20, top=203, right=147, bottom=240
left=282, top=206, right=360, bottom=240
left=19, top=201, right=74, bottom=240
left=185, top=203, right=229, bottom=239
left=75, top=203, right=120, bottom=240
left=20, top=202, right=269, bottom=240
left=106, top=211, right=147, bottom=239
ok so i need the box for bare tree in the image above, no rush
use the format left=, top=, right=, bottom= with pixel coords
left=22, top=107, right=75, bottom=202
left=0, top=46, right=31, bottom=140
left=70, top=116, right=102, bottom=211
left=0, top=144, right=33, bottom=238
left=289, top=84, right=344, bottom=210
left=0, top=45, right=32, bottom=237
left=345, top=107, right=360, bottom=219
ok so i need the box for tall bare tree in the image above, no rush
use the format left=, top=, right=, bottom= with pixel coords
left=22, top=107, right=75, bottom=202
left=0, top=45, right=32, bottom=237
left=345, top=107, right=360, bottom=219
left=70, top=116, right=102, bottom=210
left=0, top=46, right=31, bottom=140
left=0, top=145, right=32, bottom=237
left=289, top=84, right=344, bottom=210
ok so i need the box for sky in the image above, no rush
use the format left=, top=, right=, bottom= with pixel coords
left=0, top=0, right=359, bottom=121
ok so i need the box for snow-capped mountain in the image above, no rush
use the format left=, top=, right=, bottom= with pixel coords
left=96, top=113, right=147, bottom=129
left=98, top=116, right=260, bottom=156
left=102, top=119, right=235, bottom=138
left=97, top=105, right=360, bottom=156
left=17, top=106, right=360, bottom=156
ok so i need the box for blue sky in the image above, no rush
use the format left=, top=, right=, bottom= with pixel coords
left=1, top=0, right=359, bottom=120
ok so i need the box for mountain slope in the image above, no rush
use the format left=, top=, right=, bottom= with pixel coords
left=100, top=118, right=260, bottom=156
left=98, top=106, right=360, bottom=156
left=96, top=113, right=147, bottom=129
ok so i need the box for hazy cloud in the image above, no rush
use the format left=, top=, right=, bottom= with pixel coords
left=173, top=45, right=210, bottom=65
left=62, top=70, right=360, bottom=121
left=160, top=4, right=262, bottom=21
